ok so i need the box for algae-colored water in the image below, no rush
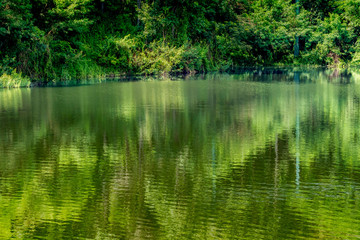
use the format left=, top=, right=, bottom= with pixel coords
left=1, top=71, right=360, bottom=239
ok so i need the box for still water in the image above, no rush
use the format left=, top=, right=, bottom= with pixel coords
left=1, top=70, right=360, bottom=239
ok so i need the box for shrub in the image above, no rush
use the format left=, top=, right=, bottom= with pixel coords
left=132, top=42, right=184, bottom=75
left=175, top=44, right=208, bottom=73
left=0, top=70, right=30, bottom=88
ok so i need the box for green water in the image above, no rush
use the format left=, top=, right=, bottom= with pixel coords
left=1, top=71, right=360, bottom=239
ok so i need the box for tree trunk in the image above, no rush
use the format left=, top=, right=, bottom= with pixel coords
left=137, top=0, right=141, bottom=25
left=294, top=0, right=300, bottom=57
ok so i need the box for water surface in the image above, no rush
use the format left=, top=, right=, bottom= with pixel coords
left=1, top=70, right=360, bottom=239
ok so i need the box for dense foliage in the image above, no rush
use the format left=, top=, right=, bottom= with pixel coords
left=1, top=0, right=360, bottom=82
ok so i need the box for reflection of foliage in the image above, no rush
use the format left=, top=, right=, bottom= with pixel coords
left=1, top=72, right=360, bottom=238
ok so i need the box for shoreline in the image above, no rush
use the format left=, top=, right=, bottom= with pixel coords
left=0, top=66, right=353, bottom=89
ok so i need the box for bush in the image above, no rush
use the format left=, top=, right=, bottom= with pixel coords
left=175, top=44, right=209, bottom=73
left=94, top=35, right=136, bottom=73
left=0, top=70, right=30, bottom=88
left=132, top=42, right=184, bottom=75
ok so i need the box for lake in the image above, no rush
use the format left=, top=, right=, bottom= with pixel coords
left=1, top=69, right=360, bottom=239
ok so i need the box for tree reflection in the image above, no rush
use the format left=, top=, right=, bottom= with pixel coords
left=1, top=71, right=360, bottom=239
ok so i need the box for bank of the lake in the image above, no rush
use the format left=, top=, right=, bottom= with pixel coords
left=1, top=66, right=354, bottom=89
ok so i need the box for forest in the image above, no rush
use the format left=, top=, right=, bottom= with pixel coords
left=1, top=0, right=360, bottom=85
